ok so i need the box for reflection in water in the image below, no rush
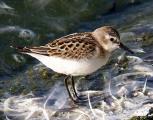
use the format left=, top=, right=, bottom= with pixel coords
left=0, top=26, right=36, bottom=39
left=0, top=1, right=15, bottom=15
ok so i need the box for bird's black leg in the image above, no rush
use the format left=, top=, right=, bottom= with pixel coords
left=64, top=75, right=78, bottom=103
left=65, top=75, right=102, bottom=104
left=71, top=76, right=80, bottom=99
left=71, top=76, right=87, bottom=100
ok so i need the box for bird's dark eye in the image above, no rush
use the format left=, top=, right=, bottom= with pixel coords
left=110, top=38, right=114, bottom=42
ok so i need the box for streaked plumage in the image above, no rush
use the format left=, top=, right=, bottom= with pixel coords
left=20, top=32, right=106, bottom=59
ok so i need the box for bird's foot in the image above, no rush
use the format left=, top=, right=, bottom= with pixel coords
left=70, top=92, right=103, bottom=105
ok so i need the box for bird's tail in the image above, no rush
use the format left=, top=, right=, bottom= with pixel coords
left=10, top=45, right=31, bottom=53
left=10, top=45, right=50, bottom=56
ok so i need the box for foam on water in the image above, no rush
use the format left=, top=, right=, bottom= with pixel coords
left=1, top=53, right=153, bottom=120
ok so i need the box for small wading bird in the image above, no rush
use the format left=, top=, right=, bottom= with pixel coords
left=12, top=26, right=134, bottom=103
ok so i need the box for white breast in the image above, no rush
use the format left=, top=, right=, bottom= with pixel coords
left=27, top=53, right=109, bottom=76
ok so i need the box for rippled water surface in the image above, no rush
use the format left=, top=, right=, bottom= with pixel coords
left=0, top=0, right=153, bottom=120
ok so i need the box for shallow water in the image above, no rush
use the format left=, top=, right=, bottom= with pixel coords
left=0, top=0, right=153, bottom=120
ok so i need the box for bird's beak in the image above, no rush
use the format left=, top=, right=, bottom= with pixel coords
left=119, top=42, right=134, bottom=54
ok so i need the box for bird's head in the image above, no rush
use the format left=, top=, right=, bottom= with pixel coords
left=92, top=26, right=134, bottom=54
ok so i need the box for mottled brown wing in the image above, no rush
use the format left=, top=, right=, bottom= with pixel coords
left=22, top=32, right=100, bottom=59
left=46, top=32, right=100, bottom=59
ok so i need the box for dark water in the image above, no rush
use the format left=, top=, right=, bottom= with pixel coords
left=0, top=0, right=150, bottom=76
left=0, top=0, right=153, bottom=119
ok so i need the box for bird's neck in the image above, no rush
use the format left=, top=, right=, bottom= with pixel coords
left=92, top=30, right=111, bottom=54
